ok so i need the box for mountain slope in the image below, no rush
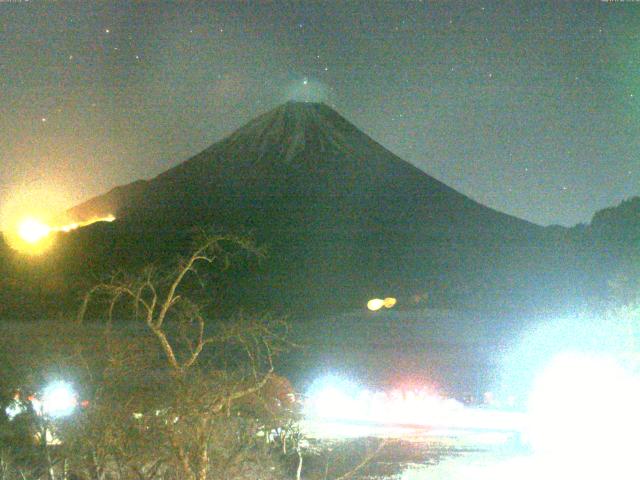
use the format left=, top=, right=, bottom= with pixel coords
left=63, top=102, right=572, bottom=313
left=71, top=102, right=537, bottom=235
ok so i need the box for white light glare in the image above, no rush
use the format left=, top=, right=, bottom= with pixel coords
left=41, top=381, right=77, bottom=418
left=526, top=352, right=640, bottom=479
left=18, top=218, right=51, bottom=244
left=5, top=401, right=24, bottom=420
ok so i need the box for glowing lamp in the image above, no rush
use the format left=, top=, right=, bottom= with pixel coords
left=367, top=297, right=396, bottom=311
left=383, top=297, right=397, bottom=308
left=367, top=298, right=384, bottom=311
left=41, top=381, right=77, bottom=418
left=17, top=218, right=51, bottom=244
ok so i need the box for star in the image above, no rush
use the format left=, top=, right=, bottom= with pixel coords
left=105, top=28, right=110, bottom=34
left=303, top=78, right=308, bottom=85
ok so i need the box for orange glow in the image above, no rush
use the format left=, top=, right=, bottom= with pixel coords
left=53, top=214, right=115, bottom=234
left=18, top=218, right=52, bottom=244
left=5, top=214, right=115, bottom=255
left=383, top=297, right=397, bottom=308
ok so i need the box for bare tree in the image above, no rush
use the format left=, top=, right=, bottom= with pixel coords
left=77, top=233, right=294, bottom=480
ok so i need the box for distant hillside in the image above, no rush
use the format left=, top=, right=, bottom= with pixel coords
left=580, top=196, right=640, bottom=304
left=590, top=196, right=640, bottom=241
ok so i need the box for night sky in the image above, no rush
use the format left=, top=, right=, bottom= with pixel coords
left=1, top=1, right=638, bottom=227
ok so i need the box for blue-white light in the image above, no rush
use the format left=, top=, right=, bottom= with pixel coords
left=41, top=381, right=77, bottom=418
left=5, top=400, right=25, bottom=420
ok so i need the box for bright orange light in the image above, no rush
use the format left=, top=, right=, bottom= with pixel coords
left=4, top=214, right=116, bottom=255
left=383, top=297, right=397, bottom=308
left=2, top=185, right=67, bottom=255
left=54, top=214, right=115, bottom=234
left=18, top=218, right=52, bottom=244
left=4, top=216, right=56, bottom=255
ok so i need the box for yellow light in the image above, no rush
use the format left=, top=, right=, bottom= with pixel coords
left=17, top=218, right=52, bottom=244
left=4, top=215, right=56, bottom=255
left=367, top=299, right=384, bottom=311
left=53, top=214, right=115, bottom=233
left=4, top=213, right=116, bottom=255
left=58, top=222, right=79, bottom=233
left=383, top=297, right=397, bottom=308
left=367, top=297, right=397, bottom=311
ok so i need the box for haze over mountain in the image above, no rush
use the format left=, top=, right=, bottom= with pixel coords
left=60, top=102, right=584, bottom=315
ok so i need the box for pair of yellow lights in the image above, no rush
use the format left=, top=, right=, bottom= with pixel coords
left=367, top=297, right=397, bottom=311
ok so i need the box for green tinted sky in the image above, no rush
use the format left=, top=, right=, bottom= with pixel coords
left=1, top=0, right=638, bottom=226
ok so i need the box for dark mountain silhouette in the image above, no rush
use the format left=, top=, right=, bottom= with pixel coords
left=57, top=102, right=581, bottom=315
left=70, top=101, right=536, bottom=236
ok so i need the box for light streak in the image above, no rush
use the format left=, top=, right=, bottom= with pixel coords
left=7, top=214, right=115, bottom=254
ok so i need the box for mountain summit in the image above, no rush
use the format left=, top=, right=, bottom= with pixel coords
left=70, top=102, right=535, bottom=232
left=67, top=102, right=563, bottom=312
